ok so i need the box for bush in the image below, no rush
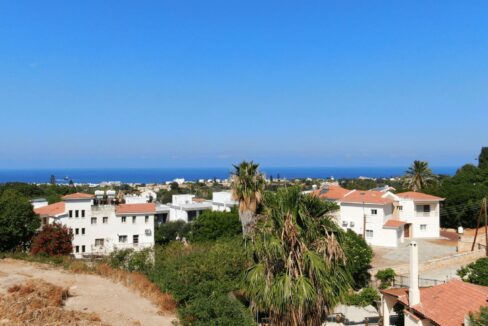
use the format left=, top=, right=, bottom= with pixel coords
left=457, top=257, right=488, bottom=286
left=375, top=268, right=396, bottom=289
left=149, top=238, right=253, bottom=325
left=191, top=210, right=242, bottom=242
left=31, top=223, right=73, bottom=256
left=107, top=248, right=153, bottom=274
left=155, top=221, right=192, bottom=245
left=344, top=287, right=380, bottom=307
left=470, top=306, right=488, bottom=326
left=342, top=230, right=373, bottom=289
left=179, top=294, right=254, bottom=326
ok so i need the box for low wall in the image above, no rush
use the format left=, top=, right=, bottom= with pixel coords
left=370, top=249, right=485, bottom=277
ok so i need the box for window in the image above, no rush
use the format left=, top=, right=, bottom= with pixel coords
left=121, top=216, right=126, bottom=223
left=75, top=228, right=79, bottom=235
left=69, top=210, right=73, bottom=218
left=81, top=228, right=85, bottom=235
left=145, top=216, right=149, bottom=223
left=371, top=209, right=378, bottom=215
left=342, top=221, right=348, bottom=227
left=188, top=210, right=197, bottom=222
left=420, top=224, right=427, bottom=231
left=75, top=210, right=79, bottom=218
left=397, top=205, right=403, bottom=211
left=75, top=246, right=79, bottom=253
left=366, top=230, right=374, bottom=238
left=416, top=205, right=431, bottom=212
left=133, top=235, right=139, bottom=244
left=95, top=239, right=104, bottom=246
left=91, top=217, right=97, bottom=224
left=81, top=210, right=85, bottom=218
left=350, top=221, right=355, bottom=227
left=119, top=235, right=127, bottom=243
left=132, top=216, right=136, bottom=224
left=103, top=216, right=108, bottom=224
left=81, top=245, right=85, bottom=253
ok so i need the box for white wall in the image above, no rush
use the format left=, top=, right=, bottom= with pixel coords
left=399, top=200, right=440, bottom=238
left=58, top=199, right=154, bottom=258
left=31, top=199, right=48, bottom=209
left=338, top=202, right=399, bottom=247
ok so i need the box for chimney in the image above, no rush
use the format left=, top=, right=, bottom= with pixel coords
left=409, top=241, right=420, bottom=306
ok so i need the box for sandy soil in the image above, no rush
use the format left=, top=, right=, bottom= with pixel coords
left=0, top=259, right=177, bottom=326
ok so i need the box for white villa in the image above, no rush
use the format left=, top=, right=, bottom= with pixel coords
left=313, top=185, right=444, bottom=247
left=34, top=191, right=237, bottom=258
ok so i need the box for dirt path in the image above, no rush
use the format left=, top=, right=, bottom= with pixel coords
left=0, top=259, right=177, bottom=326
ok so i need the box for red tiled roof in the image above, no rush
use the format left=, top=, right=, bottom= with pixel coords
left=384, top=219, right=408, bottom=228
left=382, top=279, right=488, bottom=326
left=116, top=203, right=156, bottom=215
left=312, top=185, right=352, bottom=200
left=341, top=190, right=395, bottom=205
left=62, top=192, right=94, bottom=200
left=396, top=191, right=444, bottom=201
left=34, top=202, right=65, bottom=216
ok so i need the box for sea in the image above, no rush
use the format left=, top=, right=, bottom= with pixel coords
left=0, top=167, right=457, bottom=184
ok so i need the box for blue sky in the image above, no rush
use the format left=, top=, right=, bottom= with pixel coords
left=1, top=1, right=487, bottom=168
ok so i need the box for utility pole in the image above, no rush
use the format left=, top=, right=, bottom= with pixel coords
left=471, top=197, right=488, bottom=256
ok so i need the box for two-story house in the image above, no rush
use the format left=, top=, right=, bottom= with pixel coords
left=313, top=185, right=444, bottom=247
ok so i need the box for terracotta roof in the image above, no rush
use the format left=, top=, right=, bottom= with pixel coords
left=382, top=279, right=488, bottom=326
left=396, top=191, right=444, bottom=201
left=116, top=203, right=156, bottom=215
left=341, top=190, right=395, bottom=205
left=384, top=219, right=408, bottom=228
left=62, top=192, right=94, bottom=200
left=313, top=185, right=352, bottom=200
left=34, top=202, right=65, bottom=216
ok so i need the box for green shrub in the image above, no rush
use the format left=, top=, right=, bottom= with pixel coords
left=470, top=306, right=488, bottom=326
left=375, top=268, right=396, bottom=289
left=154, top=221, right=192, bottom=245
left=107, top=248, right=153, bottom=274
left=191, top=210, right=241, bottom=242
left=149, top=238, right=253, bottom=325
left=342, top=230, right=373, bottom=289
left=344, top=287, right=380, bottom=307
left=179, top=294, right=254, bottom=326
left=457, top=257, right=488, bottom=286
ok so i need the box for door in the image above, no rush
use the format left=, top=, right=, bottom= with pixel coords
left=404, top=224, right=410, bottom=238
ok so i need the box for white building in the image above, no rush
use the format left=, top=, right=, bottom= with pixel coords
left=124, top=190, right=157, bottom=204
left=313, top=185, right=444, bottom=247
left=211, top=191, right=238, bottom=212
left=34, top=192, right=166, bottom=258
left=167, top=194, right=213, bottom=222
left=30, top=198, right=48, bottom=209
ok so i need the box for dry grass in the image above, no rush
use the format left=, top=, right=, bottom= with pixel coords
left=0, top=279, right=108, bottom=325
left=94, top=264, right=177, bottom=315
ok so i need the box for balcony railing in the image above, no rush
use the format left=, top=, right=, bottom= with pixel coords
left=88, top=242, right=153, bottom=256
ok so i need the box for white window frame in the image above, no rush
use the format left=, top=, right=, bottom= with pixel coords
left=371, top=209, right=378, bottom=215
left=420, top=224, right=427, bottom=231
left=366, top=229, right=374, bottom=238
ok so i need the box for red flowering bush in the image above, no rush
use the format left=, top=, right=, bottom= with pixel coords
left=31, top=223, right=73, bottom=256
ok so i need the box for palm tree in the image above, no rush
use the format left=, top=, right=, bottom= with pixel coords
left=404, top=160, right=436, bottom=191
left=244, top=187, right=352, bottom=326
left=230, top=161, right=266, bottom=235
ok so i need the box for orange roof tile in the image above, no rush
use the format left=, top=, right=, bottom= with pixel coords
left=313, top=185, right=351, bottom=200
left=384, top=219, right=408, bottom=228
left=62, top=192, right=94, bottom=200
left=341, top=190, right=395, bottom=205
left=382, top=279, right=488, bottom=326
left=396, top=191, right=444, bottom=201
left=116, top=203, right=156, bottom=215
left=34, top=202, right=65, bottom=216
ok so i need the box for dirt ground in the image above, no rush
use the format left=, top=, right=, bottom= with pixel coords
left=0, top=259, right=177, bottom=326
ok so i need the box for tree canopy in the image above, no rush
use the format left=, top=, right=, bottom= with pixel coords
left=244, top=187, right=352, bottom=326
left=0, top=189, right=40, bottom=251
left=457, top=257, right=488, bottom=286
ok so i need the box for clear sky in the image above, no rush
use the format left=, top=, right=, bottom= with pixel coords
left=1, top=1, right=487, bottom=168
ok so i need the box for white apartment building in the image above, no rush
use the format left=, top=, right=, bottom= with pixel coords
left=34, top=192, right=165, bottom=258
left=314, top=185, right=444, bottom=247
left=210, top=191, right=238, bottom=212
